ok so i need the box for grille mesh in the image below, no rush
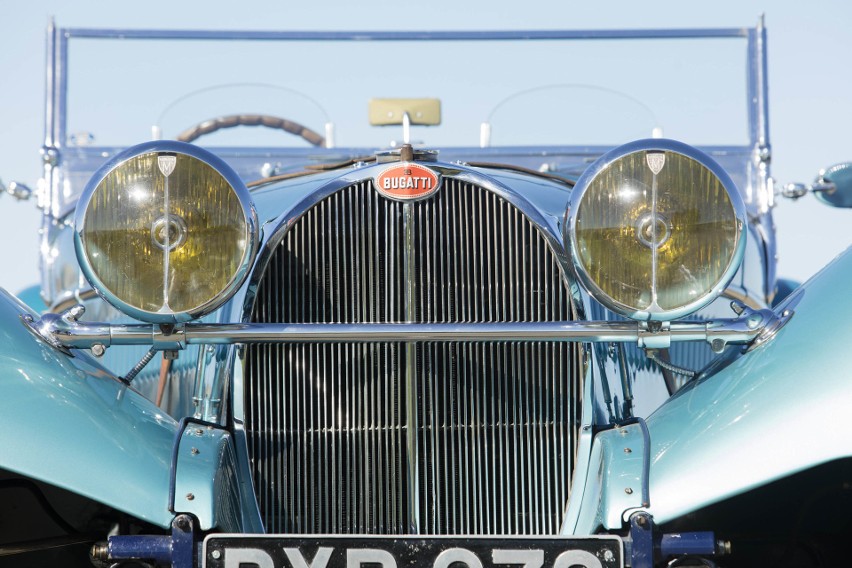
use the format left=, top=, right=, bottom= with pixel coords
left=245, top=178, right=581, bottom=535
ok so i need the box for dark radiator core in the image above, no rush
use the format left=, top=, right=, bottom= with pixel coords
left=245, top=178, right=581, bottom=535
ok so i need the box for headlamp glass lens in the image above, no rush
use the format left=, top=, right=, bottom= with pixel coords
left=81, top=151, right=250, bottom=318
left=574, top=149, right=740, bottom=317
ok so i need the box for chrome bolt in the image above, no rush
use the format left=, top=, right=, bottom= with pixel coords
left=747, top=313, right=763, bottom=329
left=191, top=447, right=199, bottom=455
left=624, top=487, right=633, bottom=495
left=624, top=447, right=632, bottom=454
left=66, top=304, right=86, bottom=321
left=41, top=146, right=59, bottom=166
left=212, top=550, right=222, bottom=560
left=91, top=344, right=106, bottom=358
left=186, top=493, right=195, bottom=501
left=195, top=428, right=204, bottom=436
left=729, top=300, right=745, bottom=316
left=90, top=542, right=109, bottom=561
left=602, top=549, right=615, bottom=563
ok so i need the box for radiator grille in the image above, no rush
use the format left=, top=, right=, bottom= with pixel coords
left=244, top=177, right=581, bottom=535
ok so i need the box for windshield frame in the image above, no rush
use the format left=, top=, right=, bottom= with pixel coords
left=43, top=23, right=770, bottom=216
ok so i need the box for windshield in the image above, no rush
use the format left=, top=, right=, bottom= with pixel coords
left=63, top=31, right=751, bottom=149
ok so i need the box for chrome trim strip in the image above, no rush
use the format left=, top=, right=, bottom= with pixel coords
left=57, top=27, right=68, bottom=154
left=27, top=311, right=775, bottom=350
left=755, top=17, right=771, bottom=155
left=61, top=28, right=751, bottom=41
left=402, top=202, right=420, bottom=534
left=210, top=319, right=765, bottom=346
left=45, top=20, right=58, bottom=151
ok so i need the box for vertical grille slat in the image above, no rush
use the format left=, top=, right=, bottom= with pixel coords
left=245, top=177, right=580, bottom=535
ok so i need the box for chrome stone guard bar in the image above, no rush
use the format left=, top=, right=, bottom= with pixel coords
left=22, top=303, right=791, bottom=355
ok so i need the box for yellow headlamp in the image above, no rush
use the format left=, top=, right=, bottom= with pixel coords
left=75, top=141, right=258, bottom=323
left=566, top=139, right=746, bottom=321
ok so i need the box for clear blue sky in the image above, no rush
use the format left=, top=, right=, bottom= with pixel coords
left=1, top=0, right=850, bottom=297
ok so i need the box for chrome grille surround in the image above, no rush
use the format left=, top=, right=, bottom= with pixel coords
left=242, top=174, right=582, bottom=535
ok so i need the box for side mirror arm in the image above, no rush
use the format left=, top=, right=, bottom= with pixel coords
left=0, top=178, right=34, bottom=201
left=780, top=180, right=836, bottom=200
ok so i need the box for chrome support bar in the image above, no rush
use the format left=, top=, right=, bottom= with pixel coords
left=780, top=180, right=837, bottom=200
left=402, top=202, right=420, bottom=534
left=23, top=305, right=787, bottom=353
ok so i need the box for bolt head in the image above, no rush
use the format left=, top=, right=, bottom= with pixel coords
left=67, top=304, right=86, bottom=320
left=747, top=314, right=763, bottom=329
left=173, top=515, right=192, bottom=531
left=40, top=146, right=59, bottom=166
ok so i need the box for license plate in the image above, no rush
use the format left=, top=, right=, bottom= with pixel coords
left=203, top=535, right=623, bottom=568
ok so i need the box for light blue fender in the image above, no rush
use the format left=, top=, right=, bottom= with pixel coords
left=567, top=247, right=852, bottom=533
left=0, top=288, right=240, bottom=530
left=644, top=247, right=852, bottom=524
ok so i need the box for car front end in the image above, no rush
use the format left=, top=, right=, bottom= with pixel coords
left=1, top=19, right=851, bottom=568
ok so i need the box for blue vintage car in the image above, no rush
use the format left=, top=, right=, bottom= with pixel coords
left=1, top=18, right=850, bottom=568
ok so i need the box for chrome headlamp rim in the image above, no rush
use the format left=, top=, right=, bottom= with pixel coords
left=73, top=140, right=259, bottom=324
left=565, top=138, right=747, bottom=322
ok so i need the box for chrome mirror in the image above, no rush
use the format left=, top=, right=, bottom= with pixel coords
left=815, top=163, right=852, bottom=208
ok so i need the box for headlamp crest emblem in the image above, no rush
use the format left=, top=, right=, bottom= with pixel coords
left=646, top=151, right=666, bottom=175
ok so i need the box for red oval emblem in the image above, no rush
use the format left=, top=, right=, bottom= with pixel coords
left=374, top=162, right=441, bottom=200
